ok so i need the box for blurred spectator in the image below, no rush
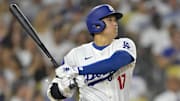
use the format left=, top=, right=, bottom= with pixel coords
left=27, top=51, right=48, bottom=83
left=0, top=0, right=8, bottom=15
left=10, top=79, right=34, bottom=101
left=33, top=5, right=52, bottom=39
left=0, top=0, right=11, bottom=24
left=16, top=36, right=37, bottom=70
left=1, top=47, right=22, bottom=86
left=125, top=0, right=150, bottom=38
left=20, top=0, right=43, bottom=21
left=0, top=73, right=9, bottom=101
left=137, top=11, right=171, bottom=98
left=154, top=66, right=180, bottom=101
left=140, top=12, right=171, bottom=56
left=2, top=18, right=24, bottom=53
left=156, top=25, right=180, bottom=68
left=0, top=16, right=8, bottom=43
left=33, top=91, right=45, bottom=101
left=130, top=76, right=148, bottom=101
left=152, top=0, right=171, bottom=16
left=163, top=0, right=180, bottom=29
left=48, top=22, right=75, bottom=63
left=68, top=7, right=87, bottom=38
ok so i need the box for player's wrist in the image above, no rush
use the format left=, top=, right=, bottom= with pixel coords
left=55, top=64, right=81, bottom=78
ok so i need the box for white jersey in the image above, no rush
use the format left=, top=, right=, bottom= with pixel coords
left=64, top=38, right=137, bottom=101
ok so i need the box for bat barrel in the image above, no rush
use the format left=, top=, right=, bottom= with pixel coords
left=9, top=4, right=59, bottom=68
left=9, top=4, right=42, bottom=45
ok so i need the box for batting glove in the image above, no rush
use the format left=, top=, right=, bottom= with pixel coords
left=47, top=77, right=76, bottom=101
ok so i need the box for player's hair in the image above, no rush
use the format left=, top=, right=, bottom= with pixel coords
left=86, top=4, right=123, bottom=35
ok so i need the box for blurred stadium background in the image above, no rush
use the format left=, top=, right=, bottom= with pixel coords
left=0, top=0, right=180, bottom=101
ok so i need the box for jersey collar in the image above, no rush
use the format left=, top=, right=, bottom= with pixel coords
left=92, top=42, right=109, bottom=51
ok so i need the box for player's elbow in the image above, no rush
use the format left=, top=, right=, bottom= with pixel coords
left=111, top=51, right=134, bottom=71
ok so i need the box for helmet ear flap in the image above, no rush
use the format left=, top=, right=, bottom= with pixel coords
left=91, top=21, right=106, bottom=33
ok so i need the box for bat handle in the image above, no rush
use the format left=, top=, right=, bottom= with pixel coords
left=50, top=58, right=59, bottom=68
left=56, top=76, right=77, bottom=89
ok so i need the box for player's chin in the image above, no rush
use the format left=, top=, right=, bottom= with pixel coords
left=112, top=32, right=118, bottom=38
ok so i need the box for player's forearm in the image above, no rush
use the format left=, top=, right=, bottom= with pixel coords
left=78, top=51, right=134, bottom=75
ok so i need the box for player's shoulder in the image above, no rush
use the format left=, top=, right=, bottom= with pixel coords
left=114, top=37, right=136, bottom=47
left=114, top=37, right=137, bottom=58
left=68, top=42, right=92, bottom=54
left=116, top=37, right=135, bottom=43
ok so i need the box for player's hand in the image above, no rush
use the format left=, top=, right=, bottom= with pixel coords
left=55, top=64, right=79, bottom=79
left=75, top=75, right=87, bottom=87
left=47, top=77, right=76, bottom=100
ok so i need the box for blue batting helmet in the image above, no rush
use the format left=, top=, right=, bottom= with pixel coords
left=86, top=4, right=123, bottom=35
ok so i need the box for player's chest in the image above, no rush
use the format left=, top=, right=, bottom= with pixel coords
left=76, top=47, right=114, bottom=66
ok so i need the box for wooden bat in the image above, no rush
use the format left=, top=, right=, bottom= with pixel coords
left=9, top=3, right=77, bottom=89
left=9, top=4, right=59, bottom=68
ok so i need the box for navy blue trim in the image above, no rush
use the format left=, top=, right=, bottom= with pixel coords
left=92, top=42, right=109, bottom=50
left=79, top=51, right=134, bottom=75
left=87, top=72, right=115, bottom=86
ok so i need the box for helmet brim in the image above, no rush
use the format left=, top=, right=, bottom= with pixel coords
left=101, top=12, right=123, bottom=20
left=112, top=12, right=123, bottom=19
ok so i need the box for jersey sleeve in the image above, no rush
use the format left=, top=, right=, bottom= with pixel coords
left=117, top=38, right=137, bottom=60
left=63, top=49, right=77, bottom=67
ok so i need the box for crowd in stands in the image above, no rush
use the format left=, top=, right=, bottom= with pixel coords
left=0, top=0, right=179, bottom=101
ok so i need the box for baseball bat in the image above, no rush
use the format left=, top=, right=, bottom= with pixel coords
left=9, top=4, right=77, bottom=89
left=9, top=4, right=59, bottom=68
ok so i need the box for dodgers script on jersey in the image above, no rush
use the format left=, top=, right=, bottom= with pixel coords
left=64, top=38, right=136, bottom=101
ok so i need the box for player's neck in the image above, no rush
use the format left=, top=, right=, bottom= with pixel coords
left=94, top=35, right=113, bottom=46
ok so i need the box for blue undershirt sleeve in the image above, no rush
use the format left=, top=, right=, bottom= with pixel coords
left=78, top=51, right=134, bottom=75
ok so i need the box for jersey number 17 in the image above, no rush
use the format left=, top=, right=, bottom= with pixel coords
left=117, top=73, right=126, bottom=90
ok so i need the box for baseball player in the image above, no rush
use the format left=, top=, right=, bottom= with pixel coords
left=47, top=4, right=137, bottom=101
